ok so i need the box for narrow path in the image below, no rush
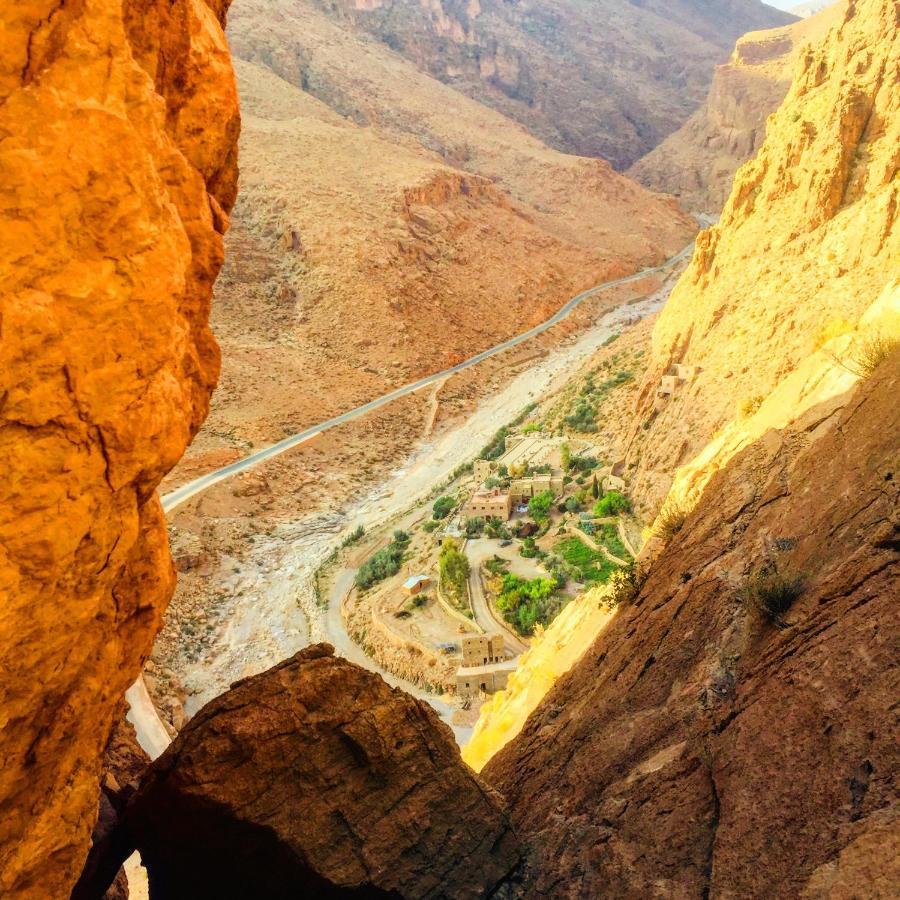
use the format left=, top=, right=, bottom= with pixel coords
left=161, top=241, right=696, bottom=515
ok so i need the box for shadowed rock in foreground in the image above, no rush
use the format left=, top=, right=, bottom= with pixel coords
left=126, top=645, right=520, bottom=898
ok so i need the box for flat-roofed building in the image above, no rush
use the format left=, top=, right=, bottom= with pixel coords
left=467, top=488, right=512, bottom=520
left=461, top=634, right=506, bottom=667
left=456, top=659, right=517, bottom=698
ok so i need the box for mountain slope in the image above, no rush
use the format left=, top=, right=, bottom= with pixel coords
left=177, top=6, right=695, bottom=471
left=248, top=0, right=795, bottom=170
left=625, top=0, right=899, bottom=511
left=629, top=2, right=846, bottom=211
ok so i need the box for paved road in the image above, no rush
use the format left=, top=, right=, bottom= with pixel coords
left=161, top=241, right=696, bottom=514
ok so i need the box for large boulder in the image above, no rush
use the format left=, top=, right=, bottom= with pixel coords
left=126, top=645, right=520, bottom=898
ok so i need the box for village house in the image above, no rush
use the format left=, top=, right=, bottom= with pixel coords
left=456, top=659, right=517, bottom=699
left=461, top=634, right=506, bottom=667
left=403, top=575, right=431, bottom=596
left=466, top=488, right=513, bottom=520
left=508, top=472, right=565, bottom=501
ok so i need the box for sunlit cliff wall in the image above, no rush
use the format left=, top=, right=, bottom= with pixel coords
left=0, top=2, right=239, bottom=895
left=466, top=0, right=898, bottom=778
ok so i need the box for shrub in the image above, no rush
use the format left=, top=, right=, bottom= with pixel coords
left=565, top=496, right=581, bottom=513
left=594, top=490, right=631, bottom=517
left=570, top=455, right=598, bottom=473
left=520, top=536, right=539, bottom=558
left=654, top=498, right=690, bottom=544
left=740, top=564, right=804, bottom=627
left=605, top=561, right=648, bottom=606
left=528, top=490, right=555, bottom=521
left=485, top=555, right=510, bottom=576
left=355, top=531, right=411, bottom=589
left=847, top=333, right=900, bottom=378
left=738, top=395, right=764, bottom=419
left=432, top=496, right=455, bottom=520
left=439, top=538, right=470, bottom=601
left=465, top=517, right=485, bottom=537
left=422, top=519, right=441, bottom=533
left=341, top=524, right=365, bottom=547
left=564, top=399, right=597, bottom=432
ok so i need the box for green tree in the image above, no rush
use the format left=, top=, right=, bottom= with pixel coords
left=439, top=538, right=470, bottom=600
left=528, top=490, right=554, bottom=521
left=561, top=442, right=571, bottom=472
left=432, top=496, right=455, bottom=520
left=591, top=475, right=600, bottom=499
left=594, top=491, right=631, bottom=517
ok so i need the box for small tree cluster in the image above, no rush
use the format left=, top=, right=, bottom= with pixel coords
left=439, top=538, right=470, bottom=601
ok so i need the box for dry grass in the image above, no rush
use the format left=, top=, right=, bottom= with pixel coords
left=740, top=564, right=804, bottom=628
left=831, top=332, right=900, bottom=379
left=654, top=498, right=691, bottom=544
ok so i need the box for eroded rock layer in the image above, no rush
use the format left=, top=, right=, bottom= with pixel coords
left=628, top=3, right=845, bottom=212
left=293, top=0, right=794, bottom=168
left=625, top=0, right=899, bottom=513
left=126, top=645, right=521, bottom=899
left=0, top=2, right=239, bottom=895
left=485, top=350, right=900, bottom=899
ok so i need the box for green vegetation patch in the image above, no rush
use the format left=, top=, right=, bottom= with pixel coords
left=594, top=490, right=631, bottom=517
left=356, top=530, right=410, bottom=590
left=557, top=537, right=617, bottom=584
left=496, top=573, right=565, bottom=636
left=432, top=495, right=455, bottom=520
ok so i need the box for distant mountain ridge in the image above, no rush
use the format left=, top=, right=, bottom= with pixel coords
left=295, top=0, right=796, bottom=169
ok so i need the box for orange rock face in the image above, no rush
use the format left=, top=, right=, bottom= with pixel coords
left=0, top=1, right=239, bottom=896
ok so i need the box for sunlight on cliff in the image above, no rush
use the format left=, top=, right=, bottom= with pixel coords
left=462, top=587, right=619, bottom=772
left=653, top=281, right=900, bottom=527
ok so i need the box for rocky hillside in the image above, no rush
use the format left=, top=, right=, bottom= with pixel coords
left=625, top=0, right=899, bottom=513
left=485, top=350, right=899, bottom=897
left=629, top=3, right=845, bottom=211
left=174, top=4, right=696, bottom=479
left=284, top=0, right=794, bottom=169
left=0, top=2, right=239, bottom=896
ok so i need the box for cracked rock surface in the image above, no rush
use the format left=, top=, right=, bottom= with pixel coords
left=0, top=1, right=239, bottom=895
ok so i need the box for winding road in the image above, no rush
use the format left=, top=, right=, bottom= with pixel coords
left=161, top=241, right=696, bottom=515
left=131, top=236, right=700, bottom=758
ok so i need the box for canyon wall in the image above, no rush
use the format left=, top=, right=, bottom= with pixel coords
left=470, top=8, right=898, bottom=893
left=625, top=0, right=899, bottom=514
left=296, top=0, right=794, bottom=168
left=0, top=1, right=239, bottom=896
left=486, top=349, right=899, bottom=897
left=629, top=3, right=845, bottom=212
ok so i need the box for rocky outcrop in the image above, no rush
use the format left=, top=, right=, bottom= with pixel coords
left=125, top=645, right=520, bottom=898
left=71, top=715, right=150, bottom=900
left=0, top=2, right=239, bottom=896
left=624, top=0, right=899, bottom=514
left=628, top=4, right=845, bottom=211
left=484, top=349, right=899, bottom=898
left=290, top=0, right=794, bottom=168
